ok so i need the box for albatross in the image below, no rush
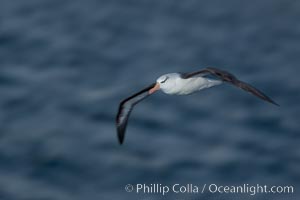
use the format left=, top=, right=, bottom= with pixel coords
left=116, top=67, right=278, bottom=144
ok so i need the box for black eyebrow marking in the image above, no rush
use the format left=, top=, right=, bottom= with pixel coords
left=160, top=76, right=169, bottom=83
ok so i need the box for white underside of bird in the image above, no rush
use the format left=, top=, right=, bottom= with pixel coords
left=152, top=73, right=222, bottom=95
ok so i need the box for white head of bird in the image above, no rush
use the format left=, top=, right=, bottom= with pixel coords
left=149, top=73, right=181, bottom=94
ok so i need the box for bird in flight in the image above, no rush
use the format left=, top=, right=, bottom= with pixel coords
left=116, top=67, right=279, bottom=144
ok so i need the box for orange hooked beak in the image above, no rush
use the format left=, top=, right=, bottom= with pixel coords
left=149, top=83, right=160, bottom=94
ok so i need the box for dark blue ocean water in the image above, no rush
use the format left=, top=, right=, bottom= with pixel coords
left=0, top=0, right=299, bottom=199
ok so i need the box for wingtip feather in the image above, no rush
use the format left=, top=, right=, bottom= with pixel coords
left=117, top=126, right=125, bottom=145
left=118, top=137, right=124, bottom=145
left=271, top=100, right=280, bottom=107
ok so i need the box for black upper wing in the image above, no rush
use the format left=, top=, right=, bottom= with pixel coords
left=182, top=67, right=279, bottom=106
left=116, top=83, right=156, bottom=144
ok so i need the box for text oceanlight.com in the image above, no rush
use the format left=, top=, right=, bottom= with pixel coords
left=124, top=183, right=294, bottom=196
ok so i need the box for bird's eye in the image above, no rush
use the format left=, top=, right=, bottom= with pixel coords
left=160, top=77, right=168, bottom=83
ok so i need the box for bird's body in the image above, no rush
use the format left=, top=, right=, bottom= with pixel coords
left=159, top=73, right=222, bottom=95
left=116, top=67, right=279, bottom=144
